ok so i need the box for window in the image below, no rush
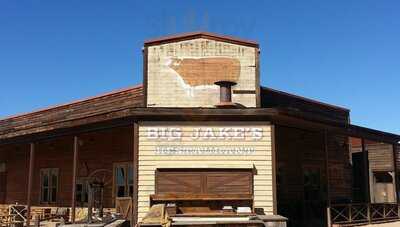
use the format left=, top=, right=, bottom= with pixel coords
left=374, top=172, right=393, bottom=183
left=76, top=178, right=89, bottom=205
left=114, top=163, right=133, bottom=198
left=0, top=163, right=5, bottom=173
left=40, top=168, right=58, bottom=203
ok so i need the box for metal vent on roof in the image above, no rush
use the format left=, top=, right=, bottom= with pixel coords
left=214, top=81, right=237, bottom=108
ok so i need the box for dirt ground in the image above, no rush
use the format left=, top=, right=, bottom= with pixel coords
left=364, top=221, right=400, bottom=227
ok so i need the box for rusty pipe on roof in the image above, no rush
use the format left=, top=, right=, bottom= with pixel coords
left=214, top=80, right=237, bottom=108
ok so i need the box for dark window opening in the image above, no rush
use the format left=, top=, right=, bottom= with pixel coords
left=40, top=168, right=58, bottom=203
left=374, top=172, right=393, bottom=183
left=114, top=163, right=134, bottom=198
left=76, top=178, right=89, bottom=205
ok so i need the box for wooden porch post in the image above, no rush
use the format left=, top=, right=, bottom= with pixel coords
left=26, top=143, right=35, bottom=227
left=324, top=130, right=331, bottom=205
left=393, top=144, right=399, bottom=203
left=71, top=136, right=79, bottom=223
left=324, top=130, right=332, bottom=227
left=362, top=139, right=371, bottom=203
left=132, top=122, right=139, bottom=227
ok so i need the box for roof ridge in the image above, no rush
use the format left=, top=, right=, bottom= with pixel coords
left=144, top=31, right=259, bottom=48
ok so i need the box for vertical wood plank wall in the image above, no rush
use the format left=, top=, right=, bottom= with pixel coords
left=276, top=126, right=327, bottom=203
left=0, top=148, right=10, bottom=203
left=396, top=145, right=400, bottom=173
left=138, top=121, right=273, bottom=220
left=327, top=134, right=352, bottom=200
left=275, top=126, right=352, bottom=226
left=2, top=144, right=29, bottom=203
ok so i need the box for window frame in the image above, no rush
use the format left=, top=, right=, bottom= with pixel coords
left=39, top=168, right=59, bottom=204
left=75, top=177, right=89, bottom=206
left=0, top=162, right=6, bottom=173
left=113, top=162, right=134, bottom=200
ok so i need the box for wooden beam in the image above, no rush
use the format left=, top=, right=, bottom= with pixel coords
left=271, top=125, right=277, bottom=214
left=71, top=136, right=79, bottom=223
left=132, top=122, right=139, bottom=226
left=362, top=139, right=371, bottom=203
left=26, top=142, right=35, bottom=227
left=324, top=130, right=331, bottom=206
left=255, top=48, right=261, bottom=108
left=143, top=47, right=148, bottom=107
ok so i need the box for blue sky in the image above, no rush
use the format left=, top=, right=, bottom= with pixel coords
left=0, top=0, right=399, bottom=134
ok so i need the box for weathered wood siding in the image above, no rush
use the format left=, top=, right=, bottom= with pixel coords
left=0, top=152, right=6, bottom=203
left=0, top=126, right=133, bottom=208
left=1, top=144, right=29, bottom=204
left=275, top=126, right=352, bottom=226
left=0, top=173, right=5, bottom=203
left=396, top=145, right=400, bottom=172
left=276, top=126, right=326, bottom=202
left=366, top=143, right=394, bottom=171
left=327, top=134, right=352, bottom=200
left=138, top=122, right=273, bottom=220
left=146, top=38, right=258, bottom=108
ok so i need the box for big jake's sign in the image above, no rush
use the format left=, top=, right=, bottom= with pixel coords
left=145, top=126, right=264, bottom=156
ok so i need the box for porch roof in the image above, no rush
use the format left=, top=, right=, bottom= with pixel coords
left=0, top=85, right=398, bottom=145
left=0, top=84, right=144, bottom=141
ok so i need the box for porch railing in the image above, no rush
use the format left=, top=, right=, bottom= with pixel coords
left=327, top=203, right=400, bottom=226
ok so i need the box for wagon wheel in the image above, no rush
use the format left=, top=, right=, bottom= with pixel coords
left=88, top=169, right=113, bottom=186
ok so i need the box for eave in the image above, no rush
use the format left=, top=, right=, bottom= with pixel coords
left=0, top=85, right=144, bottom=141
left=144, top=31, right=259, bottom=48
left=0, top=107, right=399, bottom=146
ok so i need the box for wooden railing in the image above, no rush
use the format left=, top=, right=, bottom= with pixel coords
left=327, top=203, right=400, bottom=226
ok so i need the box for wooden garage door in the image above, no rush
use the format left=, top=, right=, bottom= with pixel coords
left=155, top=169, right=253, bottom=195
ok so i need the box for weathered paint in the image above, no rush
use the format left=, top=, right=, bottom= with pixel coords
left=146, top=38, right=258, bottom=107
left=137, top=121, right=273, bottom=220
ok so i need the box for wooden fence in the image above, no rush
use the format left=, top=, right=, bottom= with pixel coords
left=327, top=203, right=400, bottom=226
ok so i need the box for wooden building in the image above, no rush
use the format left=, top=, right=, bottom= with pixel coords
left=0, top=32, right=399, bottom=227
